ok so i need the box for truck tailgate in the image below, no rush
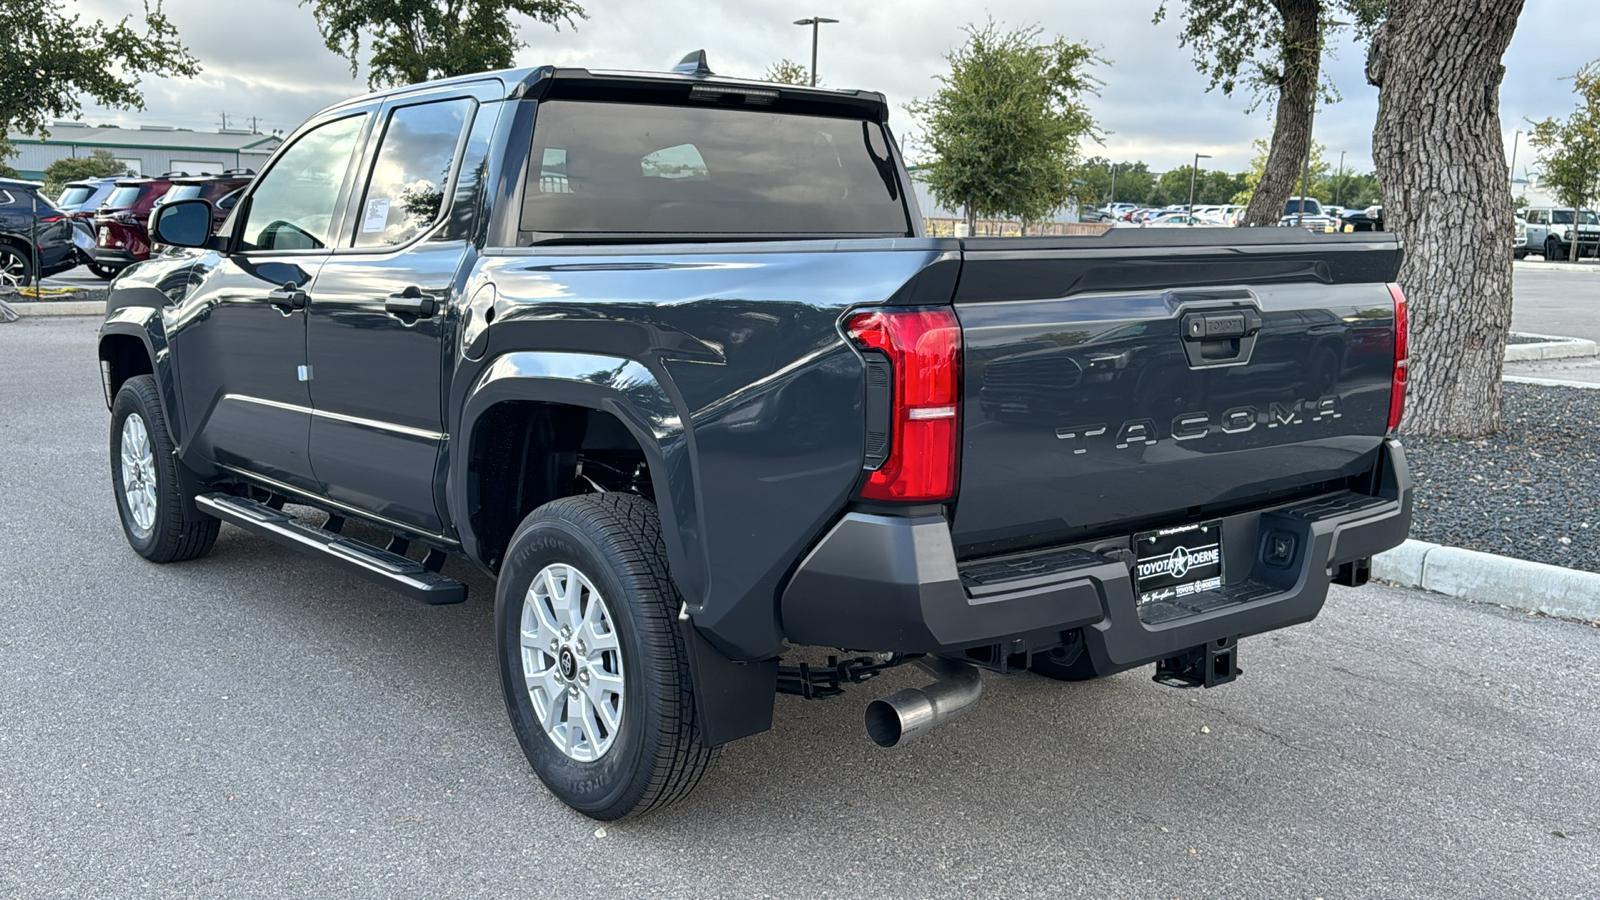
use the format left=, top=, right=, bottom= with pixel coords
left=950, top=231, right=1403, bottom=557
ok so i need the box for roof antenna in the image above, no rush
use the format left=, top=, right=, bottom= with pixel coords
left=673, top=50, right=714, bottom=77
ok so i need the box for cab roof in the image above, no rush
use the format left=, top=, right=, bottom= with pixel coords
left=319, top=52, right=890, bottom=123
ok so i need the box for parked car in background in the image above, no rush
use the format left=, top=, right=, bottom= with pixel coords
left=1520, top=207, right=1600, bottom=261
left=1343, top=206, right=1384, bottom=232
left=1515, top=216, right=1528, bottom=260
left=1144, top=212, right=1209, bottom=227
left=55, top=177, right=124, bottom=277
left=0, top=177, right=78, bottom=288
left=91, top=174, right=184, bottom=276
left=1280, top=197, right=1339, bottom=233
left=153, top=170, right=255, bottom=235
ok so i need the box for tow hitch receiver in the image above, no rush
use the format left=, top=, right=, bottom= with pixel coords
left=1153, top=636, right=1241, bottom=689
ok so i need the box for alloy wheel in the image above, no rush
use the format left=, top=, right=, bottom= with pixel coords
left=519, top=563, right=626, bottom=763
left=120, top=413, right=158, bottom=537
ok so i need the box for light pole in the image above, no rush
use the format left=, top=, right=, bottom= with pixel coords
left=1509, top=129, right=1522, bottom=182
left=793, top=17, right=839, bottom=87
left=1187, top=153, right=1211, bottom=222
left=1333, top=150, right=1346, bottom=207
left=1109, top=163, right=1118, bottom=206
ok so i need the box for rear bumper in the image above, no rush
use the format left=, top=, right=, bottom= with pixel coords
left=780, top=440, right=1412, bottom=668
left=91, top=248, right=138, bottom=269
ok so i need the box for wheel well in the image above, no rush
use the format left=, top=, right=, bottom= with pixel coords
left=99, top=334, right=154, bottom=406
left=467, top=401, right=653, bottom=571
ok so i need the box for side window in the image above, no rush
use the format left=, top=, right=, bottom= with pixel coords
left=239, top=114, right=366, bottom=252
left=354, top=98, right=474, bottom=248
left=1530, top=210, right=1547, bottom=225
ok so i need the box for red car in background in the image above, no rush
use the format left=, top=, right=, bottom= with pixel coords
left=92, top=170, right=253, bottom=274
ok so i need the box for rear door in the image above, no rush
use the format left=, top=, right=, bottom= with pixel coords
left=950, top=231, right=1402, bottom=557
left=304, top=88, right=492, bottom=534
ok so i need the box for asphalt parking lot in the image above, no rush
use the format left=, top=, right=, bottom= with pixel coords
left=3, top=316, right=1598, bottom=898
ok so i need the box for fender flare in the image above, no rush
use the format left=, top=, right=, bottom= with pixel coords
left=450, top=350, right=707, bottom=608
left=99, top=299, right=179, bottom=429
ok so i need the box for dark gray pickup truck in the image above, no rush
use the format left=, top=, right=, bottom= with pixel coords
left=97, top=54, right=1412, bottom=820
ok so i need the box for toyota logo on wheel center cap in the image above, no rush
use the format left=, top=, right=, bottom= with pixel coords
left=558, top=647, right=578, bottom=680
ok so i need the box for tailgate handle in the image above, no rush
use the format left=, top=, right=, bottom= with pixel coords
left=1179, top=309, right=1262, bottom=368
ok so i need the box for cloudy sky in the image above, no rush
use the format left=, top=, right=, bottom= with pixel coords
left=69, top=0, right=1597, bottom=177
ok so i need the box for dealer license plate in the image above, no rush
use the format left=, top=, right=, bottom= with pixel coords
left=1132, top=522, right=1224, bottom=605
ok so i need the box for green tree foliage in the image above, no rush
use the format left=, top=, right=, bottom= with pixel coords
left=907, top=22, right=1104, bottom=228
left=762, top=59, right=810, bottom=86
left=1528, top=59, right=1600, bottom=218
left=302, top=0, right=586, bottom=89
left=1232, top=137, right=1327, bottom=202
left=1155, top=0, right=1387, bottom=225
left=0, top=0, right=199, bottom=170
left=1077, top=157, right=1155, bottom=206
left=41, top=149, right=130, bottom=197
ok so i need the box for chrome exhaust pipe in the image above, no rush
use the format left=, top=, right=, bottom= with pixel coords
left=864, top=657, right=983, bottom=748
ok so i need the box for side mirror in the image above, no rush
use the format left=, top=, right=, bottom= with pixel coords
left=149, top=198, right=213, bottom=248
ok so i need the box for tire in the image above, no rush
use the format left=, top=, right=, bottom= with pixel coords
left=1547, top=238, right=1568, bottom=261
left=88, top=263, right=118, bottom=280
left=110, top=375, right=220, bottom=562
left=495, top=492, right=715, bottom=820
left=1514, top=249, right=1527, bottom=260
left=0, top=242, right=34, bottom=289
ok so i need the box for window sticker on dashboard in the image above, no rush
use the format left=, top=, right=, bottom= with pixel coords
left=1132, top=522, right=1224, bottom=605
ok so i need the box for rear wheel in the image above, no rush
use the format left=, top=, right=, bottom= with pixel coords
left=495, top=493, right=714, bottom=820
left=88, top=263, right=118, bottom=280
left=0, top=243, right=33, bottom=289
left=110, top=375, right=219, bottom=562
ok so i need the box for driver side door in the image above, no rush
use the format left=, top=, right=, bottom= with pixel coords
left=170, top=108, right=375, bottom=494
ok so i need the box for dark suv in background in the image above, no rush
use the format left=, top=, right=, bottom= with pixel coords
left=0, top=177, right=77, bottom=288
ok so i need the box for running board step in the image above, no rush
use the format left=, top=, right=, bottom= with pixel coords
left=195, top=493, right=467, bottom=605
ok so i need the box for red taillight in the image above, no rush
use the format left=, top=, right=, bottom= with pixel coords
left=846, top=308, right=962, bottom=502
left=40, top=215, right=64, bottom=223
left=1387, top=283, right=1409, bottom=434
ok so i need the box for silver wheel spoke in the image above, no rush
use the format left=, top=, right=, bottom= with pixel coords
left=518, top=560, right=625, bottom=763
left=119, top=414, right=158, bottom=535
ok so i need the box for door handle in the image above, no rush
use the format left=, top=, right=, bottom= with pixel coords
left=385, top=286, right=436, bottom=319
left=268, top=283, right=308, bottom=310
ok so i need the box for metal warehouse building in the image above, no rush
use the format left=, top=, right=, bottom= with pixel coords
left=6, top=122, right=282, bottom=180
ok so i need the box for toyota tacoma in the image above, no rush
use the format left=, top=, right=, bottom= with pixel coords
left=97, top=53, right=1413, bottom=820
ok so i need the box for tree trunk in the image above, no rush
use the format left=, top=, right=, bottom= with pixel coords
left=1368, top=0, right=1525, bottom=437
left=1242, top=0, right=1322, bottom=227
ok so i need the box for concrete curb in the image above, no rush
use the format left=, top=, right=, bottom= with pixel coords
left=2, top=300, right=106, bottom=318
left=1513, top=259, right=1600, bottom=274
left=1504, top=332, right=1598, bottom=361
left=1372, top=539, right=1600, bottom=622
left=1504, top=374, right=1600, bottom=390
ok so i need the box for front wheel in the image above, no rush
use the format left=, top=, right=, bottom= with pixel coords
left=1547, top=238, right=1568, bottom=261
left=495, top=493, right=715, bottom=820
left=110, top=375, right=219, bottom=562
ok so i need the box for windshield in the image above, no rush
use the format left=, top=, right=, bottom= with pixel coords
left=104, top=185, right=146, bottom=208
left=521, top=100, right=911, bottom=238
left=57, top=186, right=93, bottom=208
left=1283, top=198, right=1323, bottom=215
left=1552, top=210, right=1600, bottom=225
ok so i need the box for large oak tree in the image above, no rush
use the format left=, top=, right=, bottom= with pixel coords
left=1157, top=0, right=1384, bottom=226
left=0, top=0, right=199, bottom=173
left=1368, top=0, right=1525, bottom=436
